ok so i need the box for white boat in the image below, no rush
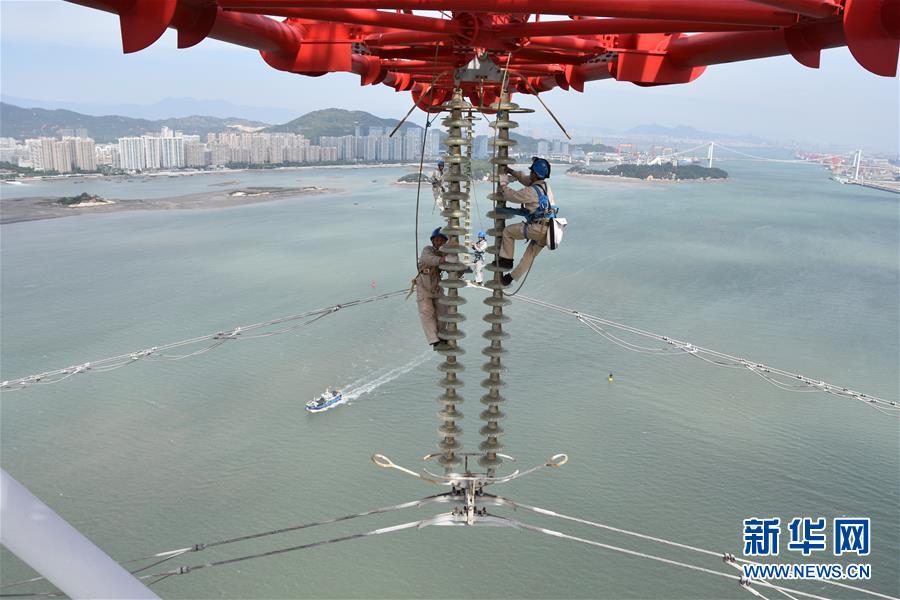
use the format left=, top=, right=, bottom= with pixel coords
left=305, top=387, right=344, bottom=413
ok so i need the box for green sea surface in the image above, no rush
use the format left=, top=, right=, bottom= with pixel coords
left=1, top=161, right=898, bottom=598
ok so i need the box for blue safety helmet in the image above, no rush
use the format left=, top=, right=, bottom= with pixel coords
left=437, top=159, right=445, bottom=167
left=477, top=230, right=487, bottom=238
left=431, top=227, right=448, bottom=241
left=530, top=156, right=551, bottom=179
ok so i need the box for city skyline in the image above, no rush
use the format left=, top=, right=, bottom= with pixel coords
left=0, top=125, right=441, bottom=173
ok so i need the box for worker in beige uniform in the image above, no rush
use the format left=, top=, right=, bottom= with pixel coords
left=430, top=159, right=446, bottom=212
left=415, top=227, right=452, bottom=351
left=495, top=157, right=556, bottom=287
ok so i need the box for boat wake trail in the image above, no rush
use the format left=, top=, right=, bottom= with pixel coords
left=343, top=352, right=432, bottom=402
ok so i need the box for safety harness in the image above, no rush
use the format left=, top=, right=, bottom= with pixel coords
left=499, top=181, right=559, bottom=223
left=528, top=181, right=558, bottom=223
left=406, top=257, right=444, bottom=299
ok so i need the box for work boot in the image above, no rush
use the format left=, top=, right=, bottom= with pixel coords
left=501, top=273, right=514, bottom=287
left=495, top=257, right=514, bottom=270
left=433, top=340, right=452, bottom=351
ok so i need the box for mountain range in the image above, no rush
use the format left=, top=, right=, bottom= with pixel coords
left=0, top=95, right=300, bottom=124
left=264, top=108, right=420, bottom=139
left=0, top=101, right=767, bottom=150
left=0, top=103, right=554, bottom=151
left=0, top=103, right=268, bottom=143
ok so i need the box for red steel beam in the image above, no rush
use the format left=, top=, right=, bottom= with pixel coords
left=365, top=31, right=451, bottom=45
left=494, top=18, right=769, bottom=37
left=209, top=8, right=303, bottom=53
left=218, top=5, right=461, bottom=33
left=667, top=18, right=845, bottom=67
left=221, top=1, right=803, bottom=26
left=746, top=0, right=841, bottom=18
left=66, top=0, right=124, bottom=10
left=528, top=35, right=606, bottom=52
left=372, top=46, right=461, bottom=59
left=493, top=47, right=591, bottom=63
left=379, top=59, right=456, bottom=67
left=67, top=0, right=302, bottom=54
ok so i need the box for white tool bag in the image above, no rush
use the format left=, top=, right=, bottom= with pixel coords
left=546, top=218, right=567, bottom=250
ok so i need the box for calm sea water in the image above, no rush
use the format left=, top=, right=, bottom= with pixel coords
left=1, top=162, right=898, bottom=599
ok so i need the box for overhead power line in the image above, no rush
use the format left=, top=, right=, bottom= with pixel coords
left=1, top=290, right=407, bottom=391
left=507, top=291, right=898, bottom=416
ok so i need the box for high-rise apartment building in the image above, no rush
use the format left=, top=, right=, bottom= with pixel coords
left=143, top=137, right=161, bottom=170
left=425, top=129, right=441, bottom=158
left=50, top=140, right=73, bottom=173
left=365, top=136, right=378, bottom=161
left=183, top=137, right=206, bottom=168
left=72, top=138, right=97, bottom=171
left=341, top=135, right=356, bottom=162
left=391, top=135, right=404, bottom=162
left=474, top=135, right=489, bottom=159
left=159, top=137, right=185, bottom=169
left=404, top=128, right=423, bottom=161
left=118, top=137, right=144, bottom=170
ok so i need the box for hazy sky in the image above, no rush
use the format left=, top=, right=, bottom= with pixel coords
left=1, top=0, right=897, bottom=152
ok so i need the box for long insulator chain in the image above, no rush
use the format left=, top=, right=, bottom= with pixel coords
left=462, top=110, right=475, bottom=250
left=435, top=90, right=474, bottom=473
left=479, top=90, right=521, bottom=475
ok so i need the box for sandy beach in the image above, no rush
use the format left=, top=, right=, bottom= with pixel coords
left=0, top=186, right=333, bottom=225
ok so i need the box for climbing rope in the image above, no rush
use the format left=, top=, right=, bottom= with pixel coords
left=504, top=254, right=535, bottom=297
left=413, top=109, right=441, bottom=269
left=411, top=42, right=447, bottom=270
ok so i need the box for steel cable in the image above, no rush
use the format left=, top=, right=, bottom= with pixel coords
left=2, top=289, right=407, bottom=391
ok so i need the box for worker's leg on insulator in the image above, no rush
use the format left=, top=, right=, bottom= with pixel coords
left=509, top=222, right=549, bottom=280
left=473, top=259, right=484, bottom=283
left=432, top=188, right=445, bottom=211
left=498, top=221, right=527, bottom=268
left=417, top=295, right=440, bottom=344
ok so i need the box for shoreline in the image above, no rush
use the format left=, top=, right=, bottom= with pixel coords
left=0, top=186, right=336, bottom=225
left=6, top=163, right=420, bottom=184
